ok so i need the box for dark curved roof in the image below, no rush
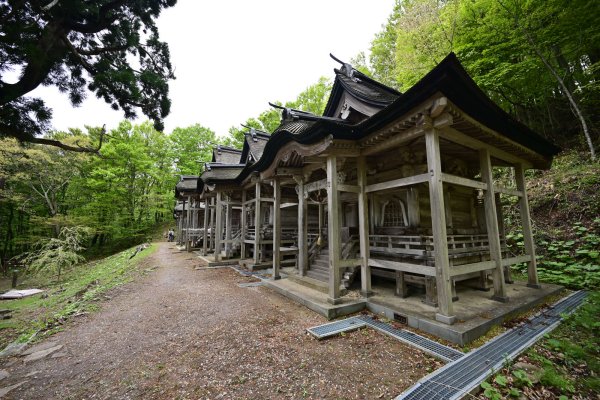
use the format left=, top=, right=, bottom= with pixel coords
left=323, top=65, right=401, bottom=117
left=240, top=128, right=270, bottom=164
left=175, top=175, right=199, bottom=198
left=212, top=145, right=243, bottom=164
left=188, top=53, right=559, bottom=196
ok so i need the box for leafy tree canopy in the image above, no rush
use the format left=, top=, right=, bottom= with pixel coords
left=0, top=0, right=177, bottom=152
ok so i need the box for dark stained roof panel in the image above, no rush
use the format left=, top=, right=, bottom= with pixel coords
left=212, top=146, right=243, bottom=164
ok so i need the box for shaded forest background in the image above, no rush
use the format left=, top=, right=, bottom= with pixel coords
left=1, top=0, right=598, bottom=267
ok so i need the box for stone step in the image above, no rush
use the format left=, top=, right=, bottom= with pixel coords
left=312, top=259, right=328, bottom=269
left=306, top=269, right=329, bottom=282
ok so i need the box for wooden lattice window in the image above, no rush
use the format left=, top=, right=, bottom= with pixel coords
left=382, top=200, right=408, bottom=227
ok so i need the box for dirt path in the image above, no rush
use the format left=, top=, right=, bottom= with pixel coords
left=0, top=242, right=439, bottom=399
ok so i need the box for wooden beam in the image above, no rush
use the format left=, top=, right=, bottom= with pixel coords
left=272, top=178, right=281, bottom=280
left=450, top=261, right=496, bottom=277
left=441, top=173, right=487, bottom=190
left=327, top=155, right=342, bottom=304
left=275, top=167, right=303, bottom=176
left=361, top=125, right=426, bottom=156
left=365, top=173, right=429, bottom=193
left=515, top=164, right=540, bottom=288
left=501, top=254, right=531, bottom=267
left=338, top=184, right=360, bottom=193
left=494, top=186, right=523, bottom=198
left=304, top=178, right=327, bottom=194
left=426, top=129, right=456, bottom=324
left=480, top=148, right=509, bottom=301
left=369, top=258, right=436, bottom=276
left=440, top=126, right=532, bottom=168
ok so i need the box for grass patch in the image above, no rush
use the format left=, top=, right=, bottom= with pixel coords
left=479, top=290, right=599, bottom=399
left=0, top=243, right=158, bottom=349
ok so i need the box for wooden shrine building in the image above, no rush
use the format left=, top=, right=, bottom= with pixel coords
left=178, top=53, right=560, bottom=331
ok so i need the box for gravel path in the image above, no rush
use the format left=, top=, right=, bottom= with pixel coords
left=0, top=242, right=440, bottom=399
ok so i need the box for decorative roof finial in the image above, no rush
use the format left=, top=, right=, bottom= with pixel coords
left=330, top=53, right=355, bottom=79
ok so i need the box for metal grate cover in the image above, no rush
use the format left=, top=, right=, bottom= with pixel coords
left=398, top=290, right=587, bottom=400
left=307, top=318, right=367, bottom=339
left=356, top=315, right=464, bottom=363
left=307, top=315, right=463, bottom=362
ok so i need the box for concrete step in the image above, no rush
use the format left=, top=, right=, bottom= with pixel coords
left=307, top=269, right=329, bottom=282
left=286, top=273, right=329, bottom=293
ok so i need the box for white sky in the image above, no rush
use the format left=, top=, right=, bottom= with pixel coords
left=29, top=0, right=395, bottom=137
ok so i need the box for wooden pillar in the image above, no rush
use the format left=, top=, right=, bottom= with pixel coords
left=357, top=156, right=372, bottom=297
left=254, top=182, right=261, bottom=264
left=425, top=129, right=456, bottom=324
left=395, top=271, right=409, bottom=298
left=407, top=188, right=420, bottom=228
left=326, top=156, right=341, bottom=304
left=480, top=148, right=509, bottom=302
left=183, top=196, right=192, bottom=252
left=240, top=190, right=247, bottom=259
left=318, top=203, right=324, bottom=238
left=515, top=164, right=540, bottom=288
left=296, top=177, right=308, bottom=276
left=209, top=197, right=215, bottom=252
left=202, top=198, right=208, bottom=256
left=225, top=197, right=232, bottom=258
left=214, top=191, right=223, bottom=262
left=273, top=178, right=281, bottom=280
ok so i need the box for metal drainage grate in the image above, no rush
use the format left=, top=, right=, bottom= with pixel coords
left=398, top=290, right=587, bottom=400
left=307, top=318, right=367, bottom=339
left=356, top=315, right=464, bottom=363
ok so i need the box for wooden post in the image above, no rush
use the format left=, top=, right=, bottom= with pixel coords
left=273, top=178, right=281, bottom=280
left=515, top=164, right=540, bottom=288
left=240, top=190, right=247, bottom=259
left=202, top=198, right=208, bottom=256
left=209, top=197, right=215, bottom=252
left=480, top=148, right=509, bottom=302
left=326, top=156, right=341, bottom=304
left=425, top=129, right=456, bottom=324
left=318, top=203, right=324, bottom=238
left=357, top=156, right=372, bottom=297
left=187, top=195, right=193, bottom=251
left=407, top=188, right=420, bottom=228
left=254, top=182, right=261, bottom=264
left=296, top=177, right=308, bottom=276
left=225, top=197, right=232, bottom=258
left=215, top=191, right=223, bottom=262
left=395, top=271, right=408, bottom=298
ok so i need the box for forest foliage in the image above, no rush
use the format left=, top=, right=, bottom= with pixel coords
left=366, top=0, right=599, bottom=158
